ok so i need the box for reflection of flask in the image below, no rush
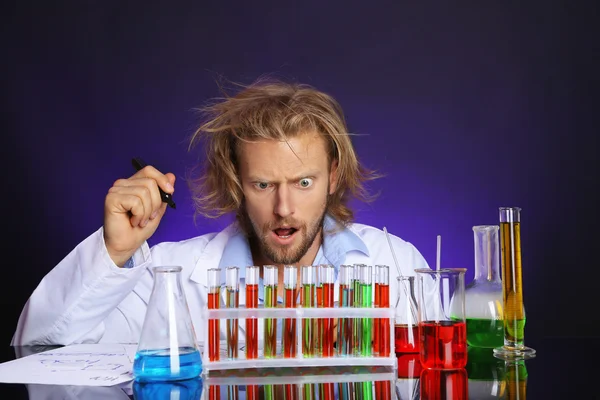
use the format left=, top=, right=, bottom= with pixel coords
left=396, top=353, right=422, bottom=400
left=133, top=266, right=202, bottom=382
left=420, top=368, right=468, bottom=400
left=465, top=225, right=504, bottom=348
left=466, top=346, right=507, bottom=399
left=394, top=276, right=419, bottom=354
left=133, top=377, right=203, bottom=399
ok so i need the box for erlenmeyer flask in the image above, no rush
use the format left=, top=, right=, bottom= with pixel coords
left=465, top=225, right=504, bottom=348
left=133, top=377, right=203, bottom=399
left=133, top=266, right=202, bottom=382
left=394, top=276, right=419, bottom=354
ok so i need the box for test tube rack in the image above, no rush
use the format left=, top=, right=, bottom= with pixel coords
left=200, top=306, right=396, bottom=372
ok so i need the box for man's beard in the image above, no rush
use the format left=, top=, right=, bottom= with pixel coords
left=239, top=198, right=329, bottom=265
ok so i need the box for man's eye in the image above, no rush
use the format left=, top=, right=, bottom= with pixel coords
left=256, top=182, right=269, bottom=190
left=299, top=178, right=313, bottom=188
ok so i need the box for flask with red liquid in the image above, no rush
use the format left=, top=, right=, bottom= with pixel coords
left=394, top=276, right=419, bottom=354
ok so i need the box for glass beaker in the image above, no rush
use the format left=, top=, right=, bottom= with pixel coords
left=493, top=207, right=536, bottom=360
left=415, top=268, right=467, bottom=369
left=394, top=276, right=419, bottom=354
left=133, top=266, right=201, bottom=382
left=465, top=225, right=504, bottom=348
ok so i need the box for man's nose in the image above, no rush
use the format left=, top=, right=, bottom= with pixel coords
left=273, top=185, right=294, bottom=217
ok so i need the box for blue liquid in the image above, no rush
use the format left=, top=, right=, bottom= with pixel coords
left=133, top=347, right=202, bottom=382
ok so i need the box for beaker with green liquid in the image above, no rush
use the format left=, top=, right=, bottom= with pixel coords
left=465, top=225, right=504, bottom=348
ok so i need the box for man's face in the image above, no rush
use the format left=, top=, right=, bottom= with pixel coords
left=238, top=132, right=338, bottom=266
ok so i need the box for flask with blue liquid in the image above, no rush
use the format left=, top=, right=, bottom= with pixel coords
left=133, top=266, right=202, bottom=382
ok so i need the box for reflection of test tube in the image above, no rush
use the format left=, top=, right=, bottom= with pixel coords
left=207, top=268, right=221, bottom=362
left=359, top=264, right=373, bottom=356
left=320, top=382, right=335, bottom=400
left=283, top=265, right=298, bottom=358
left=264, top=265, right=278, bottom=358
left=225, top=267, right=239, bottom=360
left=301, top=265, right=317, bottom=357
left=377, top=265, right=390, bottom=357
left=320, top=264, right=335, bottom=357
left=337, top=265, right=354, bottom=356
left=245, top=265, right=259, bottom=359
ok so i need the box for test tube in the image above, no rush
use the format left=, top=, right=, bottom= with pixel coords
left=225, top=266, right=239, bottom=360
left=320, top=264, right=335, bottom=357
left=337, top=264, right=354, bottom=356
left=245, top=265, right=259, bottom=359
left=283, top=265, right=298, bottom=358
left=301, top=265, right=317, bottom=357
left=315, top=266, right=323, bottom=357
left=359, top=264, right=373, bottom=356
left=263, top=265, right=278, bottom=358
left=353, top=264, right=365, bottom=356
left=207, top=268, right=221, bottom=362
left=377, top=265, right=390, bottom=357
left=373, top=265, right=381, bottom=356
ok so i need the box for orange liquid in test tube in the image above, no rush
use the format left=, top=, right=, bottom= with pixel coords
left=207, top=268, right=221, bottom=362
left=245, top=266, right=259, bottom=360
left=283, top=265, right=298, bottom=358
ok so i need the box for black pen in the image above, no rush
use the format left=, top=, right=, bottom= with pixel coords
left=131, top=157, right=176, bottom=209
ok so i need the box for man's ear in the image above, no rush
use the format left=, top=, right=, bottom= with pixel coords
left=329, top=160, right=339, bottom=195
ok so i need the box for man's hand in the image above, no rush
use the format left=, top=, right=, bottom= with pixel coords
left=103, top=165, right=175, bottom=266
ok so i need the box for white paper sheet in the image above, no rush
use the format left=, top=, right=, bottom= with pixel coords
left=0, top=344, right=137, bottom=386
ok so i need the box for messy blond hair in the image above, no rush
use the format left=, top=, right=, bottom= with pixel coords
left=187, top=77, right=381, bottom=227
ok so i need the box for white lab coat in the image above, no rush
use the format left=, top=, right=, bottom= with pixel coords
left=11, top=222, right=429, bottom=346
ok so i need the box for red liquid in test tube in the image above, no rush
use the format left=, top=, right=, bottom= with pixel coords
left=374, top=267, right=380, bottom=356
left=207, top=268, right=221, bottom=362
left=320, top=264, right=335, bottom=357
left=245, top=265, right=259, bottom=360
left=283, top=265, right=298, bottom=358
left=377, top=265, right=390, bottom=357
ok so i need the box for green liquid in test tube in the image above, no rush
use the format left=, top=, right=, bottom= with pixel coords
left=353, top=264, right=364, bottom=356
left=263, top=265, right=278, bottom=358
left=225, top=267, right=239, bottom=360
left=301, top=265, right=317, bottom=357
left=337, top=265, right=354, bottom=356
left=359, top=264, right=373, bottom=357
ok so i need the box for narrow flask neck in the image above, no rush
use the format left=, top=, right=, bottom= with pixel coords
left=473, top=226, right=501, bottom=282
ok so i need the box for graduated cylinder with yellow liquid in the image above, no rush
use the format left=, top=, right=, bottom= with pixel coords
left=493, top=207, right=536, bottom=360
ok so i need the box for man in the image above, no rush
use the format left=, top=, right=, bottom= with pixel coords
left=12, top=78, right=430, bottom=346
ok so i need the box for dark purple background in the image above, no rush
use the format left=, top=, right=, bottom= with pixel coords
left=2, top=1, right=597, bottom=347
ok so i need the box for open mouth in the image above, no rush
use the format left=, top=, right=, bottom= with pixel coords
left=273, top=227, right=297, bottom=239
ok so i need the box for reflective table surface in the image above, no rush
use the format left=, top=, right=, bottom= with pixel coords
left=0, top=336, right=596, bottom=399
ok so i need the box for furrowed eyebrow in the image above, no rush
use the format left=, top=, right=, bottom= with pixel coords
left=248, top=171, right=320, bottom=183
